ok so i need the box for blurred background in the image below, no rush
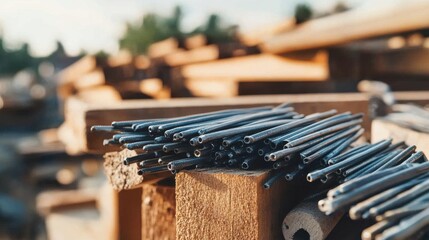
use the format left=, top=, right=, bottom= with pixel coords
left=0, top=0, right=428, bottom=239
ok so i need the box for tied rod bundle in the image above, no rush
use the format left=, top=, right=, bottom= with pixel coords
left=92, top=103, right=364, bottom=186
left=314, top=139, right=429, bottom=240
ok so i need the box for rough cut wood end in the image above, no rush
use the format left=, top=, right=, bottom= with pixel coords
left=103, top=149, right=172, bottom=190
left=103, top=149, right=143, bottom=191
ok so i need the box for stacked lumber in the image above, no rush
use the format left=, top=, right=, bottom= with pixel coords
left=260, top=0, right=429, bottom=54
left=203, top=0, right=427, bottom=95
left=56, top=52, right=166, bottom=101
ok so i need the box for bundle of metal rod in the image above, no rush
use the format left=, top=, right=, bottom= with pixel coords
left=316, top=149, right=429, bottom=240
left=93, top=104, right=364, bottom=184
left=305, top=139, right=421, bottom=184
left=262, top=112, right=365, bottom=188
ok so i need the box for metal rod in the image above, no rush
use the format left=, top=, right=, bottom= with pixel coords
left=322, top=129, right=365, bottom=162
left=142, top=143, right=165, bottom=152
left=367, top=177, right=429, bottom=218
left=285, top=113, right=360, bottom=143
left=300, top=126, right=361, bottom=162
left=137, top=165, right=169, bottom=175
left=375, top=145, right=416, bottom=171
left=325, top=143, right=371, bottom=166
left=198, top=108, right=294, bottom=134
left=328, top=164, right=411, bottom=198
left=197, top=119, right=294, bottom=144
left=307, top=139, right=392, bottom=182
left=268, top=135, right=327, bottom=161
left=401, top=151, right=424, bottom=164
left=244, top=110, right=338, bottom=144
left=263, top=169, right=288, bottom=189
left=124, top=152, right=159, bottom=165
left=319, top=163, right=429, bottom=214
left=376, top=207, right=429, bottom=240
left=348, top=178, right=423, bottom=220
left=285, top=119, right=362, bottom=148
left=167, top=157, right=210, bottom=171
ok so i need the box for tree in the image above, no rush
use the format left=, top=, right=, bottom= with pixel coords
left=192, top=14, right=237, bottom=44
left=119, top=6, right=236, bottom=54
left=294, top=3, right=313, bottom=24
left=119, top=7, right=183, bottom=54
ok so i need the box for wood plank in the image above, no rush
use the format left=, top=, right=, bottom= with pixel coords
left=148, top=38, right=180, bottom=58
left=239, top=19, right=296, bottom=45
left=185, top=77, right=238, bottom=97
left=237, top=80, right=358, bottom=95
left=176, top=168, right=305, bottom=240
left=164, top=45, right=219, bottom=67
left=57, top=56, right=98, bottom=86
left=371, top=119, right=429, bottom=156
left=83, top=93, right=369, bottom=153
left=184, top=34, right=207, bottom=49
left=261, top=0, right=429, bottom=53
left=177, top=53, right=328, bottom=81
left=61, top=91, right=429, bottom=154
left=57, top=56, right=99, bottom=99
left=76, top=86, right=122, bottom=103
left=164, top=43, right=260, bottom=67
left=141, top=183, right=176, bottom=240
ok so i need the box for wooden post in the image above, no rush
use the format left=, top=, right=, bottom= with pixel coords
left=141, top=183, right=176, bottom=240
left=176, top=168, right=306, bottom=240
left=103, top=150, right=176, bottom=239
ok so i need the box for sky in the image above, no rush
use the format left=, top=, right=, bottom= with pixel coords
left=0, top=0, right=365, bottom=57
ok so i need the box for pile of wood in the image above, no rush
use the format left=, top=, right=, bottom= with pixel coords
left=45, top=1, right=429, bottom=239
left=56, top=52, right=167, bottom=102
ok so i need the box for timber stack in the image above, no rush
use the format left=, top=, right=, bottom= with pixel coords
left=40, top=0, right=429, bottom=239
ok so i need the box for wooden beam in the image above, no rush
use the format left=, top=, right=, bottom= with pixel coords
left=177, top=53, right=328, bottom=81
left=141, top=183, right=176, bottom=240
left=164, top=43, right=260, bottom=67
left=164, top=45, right=219, bottom=67
left=239, top=19, right=296, bottom=45
left=261, top=0, right=429, bottom=54
left=371, top=119, right=429, bottom=156
left=176, top=168, right=305, bottom=240
left=80, top=92, right=369, bottom=154
left=117, top=188, right=142, bottom=240
left=184, top=78, right=359, bottom=98
left=148, top=38, right=180, bottom=58
left=184, top=34, right=207, bottom=49
left=61, top=91, right=429, bottom=155
left=57, top=56, right=99, bottom=99
left=103, top=149, right=170, bottom=190
left=184, top=78, right=238, bottom=97
left=76, top=86, right=122, bottom=103
left=57, top=56, right=98, bottom=86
